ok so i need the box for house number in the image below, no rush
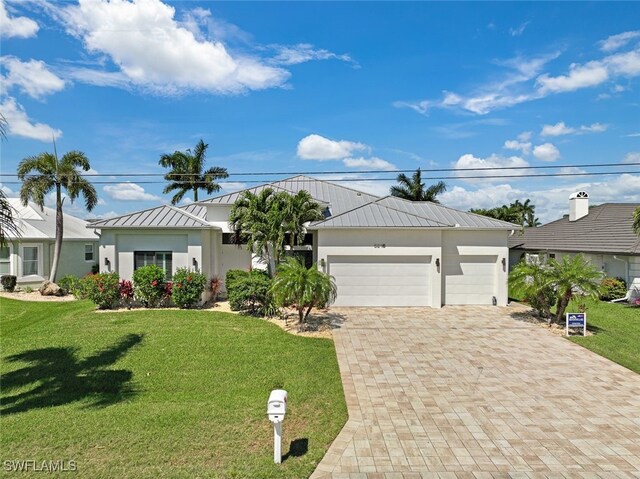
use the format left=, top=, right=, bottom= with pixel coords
left=374, top=243, right=386, bottom=248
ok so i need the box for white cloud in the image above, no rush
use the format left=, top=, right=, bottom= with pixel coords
left=623, top=152, right=640, bottom=164
left=342, top=157, right=396, bottom=171
left=624, top=132, right=640, bottom=138
left=219, top=182, right=248, bottom=192
left=453, top=153, right=529, bottom=182
left=297, top=134, right=367, bottom=160
left=599, top=31, right=640, bottom=52
left=0, top=0, right=39, bottom=38
left=517, top=131, right=532, bottom=142
left=269, top=43, right=356, bottom=66
left=533, top=143, right=560, bottom=162
left=0, top=96, right=62, bottom=141
left=537, top=61, right=609, bottom=94
left=504, top=139, right=531, bottom=155
left=541, top=122, right=575, bottom=137
left=541, top=121, right=608, bottom=136
left=1, top=56, right=66, bottom=99
left=509, top=21, right=530, bottom=37
left=0, top=184, right=18, bottom=197
left=103, top=183, right=161, bottom=201
left=440, top=174, right=640, bottom=223
left=605, top=49, right=640, bottom=76
left=57, top=0, right=289, bottom=95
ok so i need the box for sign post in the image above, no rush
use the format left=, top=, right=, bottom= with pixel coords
left=566, top=312, right=586, bottom=336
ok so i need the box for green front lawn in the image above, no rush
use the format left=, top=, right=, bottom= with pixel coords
left=567, top=300, right=640, bottom=374
left=0, top=299, right=347, bottom=478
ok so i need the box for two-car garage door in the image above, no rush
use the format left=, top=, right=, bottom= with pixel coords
left=329, top=255, right=431, bottom=307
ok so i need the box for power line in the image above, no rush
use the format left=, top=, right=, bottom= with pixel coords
left=1, top=170, right=638, bottom=185
left=1, top=161, right=638, bottom=178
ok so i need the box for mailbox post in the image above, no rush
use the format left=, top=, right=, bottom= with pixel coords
left=267, top=389, right=287, bottom=464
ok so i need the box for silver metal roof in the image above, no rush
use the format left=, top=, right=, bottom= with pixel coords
left=7, top=199, right=98, bottom=240
left=312, top=201, right=450, bottom=228
left=87, top=204, right=211, bottom=229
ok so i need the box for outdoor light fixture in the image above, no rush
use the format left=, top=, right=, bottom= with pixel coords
left=435, top=258, right=440, bottom=268
left=192, top=258, right=197, bottom=267
left=501, top=257, right=506, bottom=271
left=320, top=258, right=326, bottom=268
left=104, top=257, right=110, bottom=267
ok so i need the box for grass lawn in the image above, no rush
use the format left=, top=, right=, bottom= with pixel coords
left=566, top=299, right=640, bottom=374
left=0, top=298, right=347, bottom=478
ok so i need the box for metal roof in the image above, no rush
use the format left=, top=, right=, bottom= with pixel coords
left=199, top=175, right=373, bottom=215
left=508, top=203, right=640, bottom=254
left=7, top=199, right=98, bottom=240
left=87, top=204, right=212, bottom=229
left=312, top=201, right=450, bottom=228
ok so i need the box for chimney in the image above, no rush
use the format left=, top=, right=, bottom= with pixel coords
left=569, top=191, right=589, bottom=221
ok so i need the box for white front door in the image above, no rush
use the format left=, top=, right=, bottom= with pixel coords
left=328, top=255, right=431, bottom=307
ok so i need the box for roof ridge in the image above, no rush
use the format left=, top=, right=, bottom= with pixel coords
left=87, top=204, right=169, bottom=226
left=167, top=205, right=210, bottom=225
left=286, top=175, right=380, bottom=199
left=372, top=197, right=453, bottom=226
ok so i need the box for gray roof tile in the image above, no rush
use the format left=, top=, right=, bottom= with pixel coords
left=508, top=203, right=640, bottom=254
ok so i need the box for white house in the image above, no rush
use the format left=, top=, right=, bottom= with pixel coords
left=88, top=176, right=517, bottom=307
left=2, top=199, right=100, bottom=288
left=508, top=192, right=640, bottom=285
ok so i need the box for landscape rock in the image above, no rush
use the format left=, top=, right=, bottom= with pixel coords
left=39, top=281, right=63, bottom=297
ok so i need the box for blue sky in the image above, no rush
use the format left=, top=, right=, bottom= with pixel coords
left=1, top=0, right=639, bottom=223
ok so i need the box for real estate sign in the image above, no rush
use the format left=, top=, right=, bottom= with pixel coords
left=566, top=312, right=586, bottom=336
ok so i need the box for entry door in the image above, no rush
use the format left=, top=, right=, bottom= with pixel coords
left=328, top=255, right=431, bottom=307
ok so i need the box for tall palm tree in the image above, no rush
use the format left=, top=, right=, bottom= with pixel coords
left=0, top=116, right=21, bottom=247
left=159, top=139, right=228, bottom=204
left=283, top=190, right=324, bottom=247
left=18, top=150, right=97, bottom=282
left=633, top=207, right=640, bottom=236
left=390, top=168, right=447, bottom=203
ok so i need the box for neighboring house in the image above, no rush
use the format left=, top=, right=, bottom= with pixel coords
left=88, top=175, right=517, bottom=307
left=2, top=199, right=99, bottom=288
left=508, top=191, right=640, bottom=285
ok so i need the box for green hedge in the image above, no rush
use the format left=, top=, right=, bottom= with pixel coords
left=225, top=269, right=276, bottom=316
left=172, top=268, right=207, bottom=309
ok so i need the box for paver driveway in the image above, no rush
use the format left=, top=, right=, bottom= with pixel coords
left=312, top=305, right=640, bottom=478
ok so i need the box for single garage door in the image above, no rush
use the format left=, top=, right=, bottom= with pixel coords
left=328, top=255, right=431, bottom=307
left=443, top=254, right=497, bottom=305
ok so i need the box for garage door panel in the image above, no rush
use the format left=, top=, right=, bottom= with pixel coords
left=329, top=255, right=431, bottom=307
left=444, top=254, right=496, bottom=305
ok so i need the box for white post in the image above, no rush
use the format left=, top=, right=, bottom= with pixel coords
left=583, top=313, right=587, bottom=337
left=565, top=313, right=569, bottom=336
left=273, top=422, right=282, bottom=464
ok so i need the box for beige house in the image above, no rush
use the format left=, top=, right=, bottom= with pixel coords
left=2, top=199, right=99, bottom=288
left=509, top=192, right=640, bottom=285
left=88, top=176, right=517, bottom=307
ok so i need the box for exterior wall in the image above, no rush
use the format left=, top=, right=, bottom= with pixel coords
left=205, top=205, right=233, bottom=232
left=220, top=244, right=252, bottom=291
left=317, top=228, right=443, bottom=308
left=629, top=256, right=640, bottom=281
left=442, top=230, right=509, bottom=306
left=54, top=240, right=99, bottom=280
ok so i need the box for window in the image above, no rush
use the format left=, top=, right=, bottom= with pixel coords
left=222, top=233, right=246, bottom=245
left=0, top=245, right=10, bottom=275
left=85, top=244, right=95, bottom=262
left=22, top=246, right=39, bottom=276
left=134, top=251, right=173, bottom=279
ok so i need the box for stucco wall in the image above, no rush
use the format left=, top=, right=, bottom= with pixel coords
left=54, top=240, right=99, bottom=280
left=205, top=205, right=233, bottom=232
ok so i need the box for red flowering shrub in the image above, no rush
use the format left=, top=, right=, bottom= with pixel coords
left=119, top=280, right=134, bottom=309
left=172, top=268, right=206, bottom=308
left=81, top=272, right=120, bottom=309
left=132, top=265, right=166, bottom=307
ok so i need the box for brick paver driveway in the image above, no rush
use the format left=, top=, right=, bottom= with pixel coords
left=311, top=306, right=640, bottom=478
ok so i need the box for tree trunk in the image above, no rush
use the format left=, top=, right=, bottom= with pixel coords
left=555, top=290, right=572, bottom=324
left=193, top=188, right=198, bottom=202
left=266, top=243, right=276, bottom=278
left=49, top=183, right=63, bottom=282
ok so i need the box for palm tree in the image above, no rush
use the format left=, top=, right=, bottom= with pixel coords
left=633, top=207, right=640, bottom=236
left=390, top=168, right=447, bottom=202
left=0, top=116, right=21, bottom=247
left=271, top=257, right=337, bottom=328
left=229, top=188, right=289, bottom=276
left=283, top=190, right=324, bottom=247
left=159, top=139, right=229, bottom=204
left=509, top=259, right=555, bottom=319
left=549, top=254, right=603, bottom=324
left=18, top=150, right=97, bottom=282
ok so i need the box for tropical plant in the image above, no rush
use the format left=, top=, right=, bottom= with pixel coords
left=226, top=269, right=276, bottom=316
left=82, top=272, right=120, bottom=309
left=0, top=190, right=20, bottom=247
left=172, top=268, right=207, bottom=309
left=599, top=277, right=627, bottom=301
left=17, top=149, right=97, bottom=282
left=1, top=274, right=17, bottom=292
left=390, top=168, right=447, bottom=203
left=132, top=265, right=167, bottom=307
left=58, top=274, right=80, bottom=296
left=633, top=206, right=640, bottom=236
left=283, top=190, right=324, bottom=247
left=271, top=257, right=337, bottom=327
left=509, top=260, right=555, bottom=318
left=549, top=254, right=603, bottom=323
left=471, top=199, right=540, bottom=227
left=210, top=276, right=223, bottom=303
left=159, top=139, right=228, bottom=204
left=119, top=280, right=134, bottom=309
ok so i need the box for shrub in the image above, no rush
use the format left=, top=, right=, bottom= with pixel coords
left=226, top=269, right=276, bottom=316
left=119, top=280, right=134, bottom=309
left=172, top=268, right=207, bottom=309
left=599, top=277, right=627, bottom=301
left=1, top=275, right=17, bottom=292
left=91, top=263, right=99, bottom=274
left=133, top=265, right=167, bottom=307
left=58, top=275, right=80, bottom=296
left=210, top=276, right=223, bottom=303
left=83, top=272, right=120, bottom=309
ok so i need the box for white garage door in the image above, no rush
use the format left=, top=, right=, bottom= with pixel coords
left=328, top=255, right=431, bottom=307
left=443, top=255, right=497, bottom=305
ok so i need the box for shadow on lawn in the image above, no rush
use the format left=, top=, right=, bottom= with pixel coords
left=1, top=333, right=143, bottom=416
left=282, top=438, right=308, bottom=462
